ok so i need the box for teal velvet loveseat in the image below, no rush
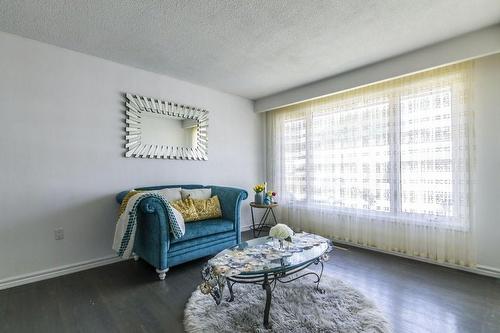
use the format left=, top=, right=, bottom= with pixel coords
left=116, top=184, right=248, bottom=280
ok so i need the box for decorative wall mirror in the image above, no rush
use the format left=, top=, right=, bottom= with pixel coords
left=124, top=93, right=208, bottom=160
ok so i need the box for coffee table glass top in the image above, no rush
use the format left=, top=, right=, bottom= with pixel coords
left=208, top=233, right=332, bottom=277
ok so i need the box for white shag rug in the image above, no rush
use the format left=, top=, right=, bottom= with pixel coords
left=184, top=273, right=390, bottom=333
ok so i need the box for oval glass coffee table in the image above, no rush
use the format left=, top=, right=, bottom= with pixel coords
left=200, top=233, right=333, bottom=329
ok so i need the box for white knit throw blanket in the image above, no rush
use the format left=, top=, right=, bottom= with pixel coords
left=112, top=192, right=185, bottom=258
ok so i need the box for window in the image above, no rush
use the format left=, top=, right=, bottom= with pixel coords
left=310, top=101, right=391, bottom=212
left=269, top=64, right=471, bottom=226
left=283, top=118, right=306, bottom=201
left=400, top=88, right=453, bottom=217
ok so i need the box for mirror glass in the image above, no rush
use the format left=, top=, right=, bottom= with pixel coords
left=140, top=113, right=197, bottom=148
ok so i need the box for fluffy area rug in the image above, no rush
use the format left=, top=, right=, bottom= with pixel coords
left=184, top=273, right=390, bottom=333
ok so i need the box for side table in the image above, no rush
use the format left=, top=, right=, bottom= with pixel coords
left=249, top=202, right=278, bottom=237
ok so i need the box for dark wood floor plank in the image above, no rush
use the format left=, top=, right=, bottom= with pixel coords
left=0, top=231, right=498, bottom=333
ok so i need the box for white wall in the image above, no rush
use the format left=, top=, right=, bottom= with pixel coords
left=255, top=24, right=500, bottom=112
left=0, top=31, right=265, bottom=282
left=473, top=54, right=500, bottom=273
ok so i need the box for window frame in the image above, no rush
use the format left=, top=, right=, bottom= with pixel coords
left=280, top=82, right=466, bottom=229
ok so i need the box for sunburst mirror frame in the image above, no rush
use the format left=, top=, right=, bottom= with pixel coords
left=124, top=93, right=208, bottom=160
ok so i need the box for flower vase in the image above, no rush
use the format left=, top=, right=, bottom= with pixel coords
left=254, top=192, right=264, bottom=205
left=264, top=194, right=272, bottom=205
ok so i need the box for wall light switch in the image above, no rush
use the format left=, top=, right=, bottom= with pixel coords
left=54, top=227, right=64, bottom=240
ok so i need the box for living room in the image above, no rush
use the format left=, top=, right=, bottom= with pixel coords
left=0, top=1, right=499, bottom=332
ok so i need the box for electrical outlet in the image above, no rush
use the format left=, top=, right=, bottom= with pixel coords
left=54, top=227, right=64, bottom=240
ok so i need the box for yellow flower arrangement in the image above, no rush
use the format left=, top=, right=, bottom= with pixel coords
left=253, top=183, right=265, bottom=193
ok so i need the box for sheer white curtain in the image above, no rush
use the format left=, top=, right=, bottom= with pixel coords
left=267, top=62, right=475, bottom=267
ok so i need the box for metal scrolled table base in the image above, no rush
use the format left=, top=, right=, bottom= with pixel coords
left=250, top=203, right=278, bottom=237
left=225, top=257, right=325, bottom=329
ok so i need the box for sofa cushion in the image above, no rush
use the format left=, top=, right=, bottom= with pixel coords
left=153, top=187, right=182, bottom=201
left=171, top=218, right=234, bottom=244
left=169, top=231, right=236, bottom=255
left=192, top=196, right=222, bottom=220
left=170, top=198, right=199, bottom=222
left=181, top=188, right=212, bottom=200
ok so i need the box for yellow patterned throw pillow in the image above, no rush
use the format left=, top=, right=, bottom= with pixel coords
left=170, top=198, right=200, bottom=222
left=192, top=196, right=222, bottom=220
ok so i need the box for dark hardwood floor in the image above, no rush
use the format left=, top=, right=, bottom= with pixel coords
left=1, top=231, right=499, bottom=333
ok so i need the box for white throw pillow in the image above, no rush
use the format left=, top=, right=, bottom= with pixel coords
left=181, top=188, right=212, bottom=200
left=153, top=187, right=182, bottom=202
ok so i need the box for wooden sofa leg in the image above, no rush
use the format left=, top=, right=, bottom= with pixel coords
left=156, top=268, right=169, bottom=280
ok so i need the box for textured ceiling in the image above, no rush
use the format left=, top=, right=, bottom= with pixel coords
left=1, top=1, right=500, bottom=99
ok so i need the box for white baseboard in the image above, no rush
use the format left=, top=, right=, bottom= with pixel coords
left=0, top=255, right=125, bottom=290
left=476, top=264, right=500, bottom=277
left=333, top=239, right=500, bottom=279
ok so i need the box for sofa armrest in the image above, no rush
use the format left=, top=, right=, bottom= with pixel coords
left=116, top=190, right=129, bottom=204
left=116, top=190, right=166, bottom=214
left=209, top=186, right=248, bottom=243
left=138, top=197, right=163, bottom=214
left=135, top=197, right=171, bottom=270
